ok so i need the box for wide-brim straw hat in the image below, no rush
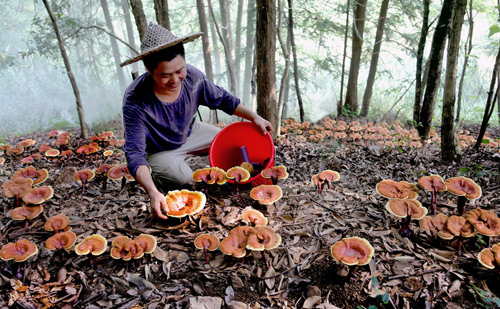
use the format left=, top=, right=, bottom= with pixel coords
left=120, top=23, right=202, bottom=67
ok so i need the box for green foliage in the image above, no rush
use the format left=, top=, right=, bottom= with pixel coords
left=488, top=24, right=500, bottom=38
left=365, top=276, right=390, bottom=306
left=457, top=164, right=498, bottom=178
left=467, top=281, right=500, bottom=308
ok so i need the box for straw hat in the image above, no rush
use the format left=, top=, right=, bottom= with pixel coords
left=120, top=23, right=202, bottom=67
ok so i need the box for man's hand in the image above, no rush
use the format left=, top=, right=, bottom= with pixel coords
left=149, top=190, right=169, bottom=220
left=253, top=115, right=273, bottom=135
left=233, top=103, right=273, bottom=135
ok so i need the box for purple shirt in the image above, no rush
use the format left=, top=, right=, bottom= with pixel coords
left=122, top=64, right=240, bottom=177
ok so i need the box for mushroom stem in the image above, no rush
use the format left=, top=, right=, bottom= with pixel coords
left=102, top=177, right=108, bottom=191
left=81, top=179, right=87, bottom=195
left=88, top=255, right=95, bottom=270
left=204, top=246, right=210, bottom=265
left=271, top=176, right=278, bottom=185
left=347, top=266, right=358, bottom=281
left=58, top=248, right=66, bottom=262
left=24, top=218, right=29, bottom=229
left=399, top=216, right=412, bottom=237
left=457, top=196, right=467, bottom=216
left=457, top=237, right=463, bottom=256
left=317, top=182, right=324, bottom=195
left=15, top=263, right=23, bottom=280
left=431, top=188, right=438, bottom=216
left=263, top=250, right=269, bottom=269
left=121, top=178, right=126, bottom=190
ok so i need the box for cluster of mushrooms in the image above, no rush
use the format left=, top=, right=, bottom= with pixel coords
left=377, top=175, right=500, bottom=268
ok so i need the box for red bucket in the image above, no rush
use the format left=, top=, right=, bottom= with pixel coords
left=209, top=122, right=275, bottom=186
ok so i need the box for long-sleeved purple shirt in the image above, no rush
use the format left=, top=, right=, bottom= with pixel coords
left=122, top=64, right=240, bottom=177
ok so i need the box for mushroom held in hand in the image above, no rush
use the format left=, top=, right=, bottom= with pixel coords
left=418, top=175, right=447, bottom=216
left=11, top=205, right=44, bottom=228
left=250, top=185, right=283, bottom=205
left=376, top=179, right=419, bottom=199
left=242, top=209, right=268, bottom=226
left=73, top=169, right=95, bottom=195
left=162, top=190, right=206, bottom=218
left=194, top=234, right=220, bottom=265
left=45, top=231, right=77, bottom=262
left=261, top=166, right=288, bottom=185
left=22, top=186, right=54, bottom=205
left=330, top=237, right=374, bottom=281
left=477, top=244, right=500, bottom=270
left=386, top=198, right=428, bottom=237
left=75, top=234, right=108, bottom=269
left=0, top=239, right=38, bottom=279
left=44, top=214, right=71, bottom=233
left=445, top=176, right=482, bottom=215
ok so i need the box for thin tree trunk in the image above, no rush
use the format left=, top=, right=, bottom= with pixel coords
left=417, top=0, right=454, bottom=140
left=196, top=0, right=217, bottom=124
left=42, top=0, right=88, bottom=139
left=101, top=0, right=127, bottom=92
left=209, top=20, right=222, bottom=79
left=208, top=0, right=236, bottom=94
left=235, top=0, right=244, bottom=90
left=288, top=0, right=304, bottom=122
left=154, top=0, right=170, bottom=30
left=277, top=0, right=291, bottom=136
left=242, top=0, right=256, bottom=106
left=251, top=46, right=257, bottom=112
left=338, top=0, right=351, bottom=117
left=129, top=0, right=148, bottom=41
left=345, top=0, right=367, bottom=115
left=256, top=0, right=277, bottom=136
left=456, top=0, right=474, bottom=123
left=441, top=0, right=467, bottom=162
left=122, top=0, right=139, bottom=74
left=219, top=0, right=237, bottom=95
left=360, top=0, right=389, bottom=117
left=413, top=0, right=430, bottom=126
left=474, top=47, right=500, bottom=149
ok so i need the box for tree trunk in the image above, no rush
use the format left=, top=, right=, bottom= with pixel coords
left=196, top=0, right=217, bottom=124
left=208, top=0, right=236, bottom=94
left=242, top=0, right=256, bottom=106
left=256, top=0, right=277, bottom=136
left=154, top=0, right=170, bottom=30
left=122, top=0, right=139, bottom=74
left=235, top=0, right=244, bottom=90
left=417, top=0, right=454, bottom=140
left=42, top=0, right=88, bottom=139
left=277, top=0, right=291, bottom=136
left=441, top=0, right=467, bottom=162
left=456, top=0, right=474, bottom=123
left=129, top=0, right=148, bottom=41
left=413, top=0, right=430, bottom=126
left=360, top=0, right=389, bottom=117
left=288, top=0, right=304, bottom=122
left=219, top=0, right=237, bottom=94
left=345, top=0, right=367, bottom=115
left=474, top=47, right=500, bottom=149
left=101, top=0, right=127, bottom=92
left=338, top=0, right=351, bottom=117
left=209, top=20, right=222, bottom=78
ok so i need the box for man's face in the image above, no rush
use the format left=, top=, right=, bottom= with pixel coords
left=148, top=54, right=187, bottom=95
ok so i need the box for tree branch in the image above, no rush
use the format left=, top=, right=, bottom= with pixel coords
left=66, top=25, right=139, bottom=55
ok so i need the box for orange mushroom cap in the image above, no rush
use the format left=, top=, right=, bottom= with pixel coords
left=249, top=185, right=283, bottom=205
left=0, top=239, right=38, bottom=262
left=11, top=205, right=44, bottom=221
left=246, top=226, right=281, bottom=251
left=110, top=236, right=132, bottom=259
left=376, top=179, right=419, bottom=199
left=418, top=175, right=447, bottom=192
left=103, top=150, right=114, bottom=157
left=219, top=227, right=253, bottom=258
left=45, top=149, right=60, bottom=157
left=445, top=215, right=475, bottom=238
left=445, top=176, right=482, bottom=200
left=12, top=166, right=49, bottom=185
left=7, top=147, right=24, bottom=155
left=75, top=234, right=108, bottom=256
left=242, top=209, right=268, bottom=226
left=38, top=143, right=53, bottom=153
left=330, top=237, right=375, bottom=266
left=385, top=198, right=428, bottom=220
left=17, top=139, right=36, bottom=148
left=73, top=169, right=95, bottom=182
left=194, top=234, right=220, bottom=251
left=44, top=214, right=71, bottom=233
left=95, top=164, right=116, bottom=176
left=192, top=168, right=211, bottom=183
left=226, top=166, right=251, bottom=183
left=108, top=163, right=134, bottom=181
left=45, top=231, right=77, bottom=251
left=22, top=185, right=54, bottom=204
left=240, top=162, right=254, bottom=173
left=122, top=240, right=145, bottom=260
left=318, top=170, right=340, bottom=184
left=207, top=167, right=227, bottom=185
left=465, top=208, right=500, bottom=237
left=478, top=247, right=497, bottom=269
left=163, top=190, right=206, bottom=218
left=419, top=214, right=449, bottom=235
left=134, top=234, right=157, bottom=254
left=261, top=166, right=289, bottom=181
left=1, top=177, right=33, bottom=198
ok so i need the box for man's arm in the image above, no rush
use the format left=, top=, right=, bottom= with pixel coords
left=233, top=103, right=273, bottom=135
left=134, top=165, right=169, bottom=219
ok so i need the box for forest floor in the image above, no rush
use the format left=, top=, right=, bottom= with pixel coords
left=1, top=117, right=500, bottom=309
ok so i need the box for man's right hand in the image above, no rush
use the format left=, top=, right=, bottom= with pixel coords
left=149, top=190, right=169, bottom=220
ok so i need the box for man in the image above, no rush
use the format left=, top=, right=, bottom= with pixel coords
left=120, top=23, right=272, bottom=219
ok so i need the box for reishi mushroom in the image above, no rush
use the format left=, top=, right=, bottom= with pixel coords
left=330, top=237, right=375, bottom=281
left=108, top=163, right=135, bottom=189
left=11, top=166, right=49, bottom=185
left=464, top=208, right=500, bottom=247
left=1, top=177, right=33, bottom=208
left=261, top=166, right=288, bottom=185
left=0, top=239, right=38, bottom=279
left=385, top=198, right=428, bottom=237
left=242, top=209, right=268, bottom=226
left=219, top=226, right=254, bottom=259
left=419, top=214, right=449, bottom=238
left=11, top=205, right=44, bottom=228
left=162, top=190, right=206, bottom=218
left=445, top=176, right=482, bottom=215
left=317, top=170, right=340, bottom=191
left=75, top=234, right=108, bottom=269
left=436, top=215, right=475, bottom=254
left=418, top=175, right=447, bottom=216
left=45, top=230, right=77, bottom=262
left=22, top=185, right=54, bottom=205
left=95, top=163, right=116, bottom=190
left=477, top=243, right=500, bottom=270
left=226, top=166, right=251, bottom=194
left=194, top=234, right=220, bottom=264
left=249, top=185, right=283, bottom=205
left=44, top=214, right=71, bottom=233
left=376, top=179, right=419, bottom=199
left=73, top=169, right=95, bottom=195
